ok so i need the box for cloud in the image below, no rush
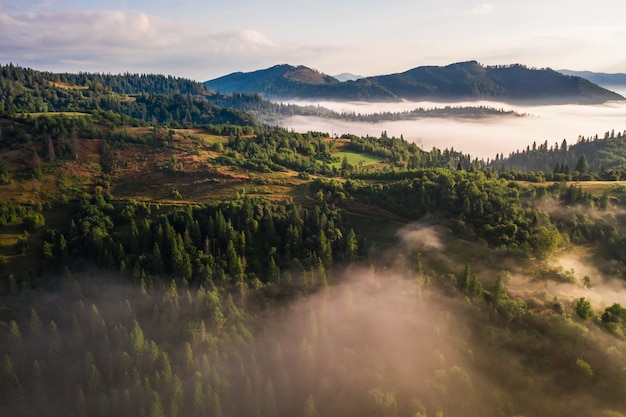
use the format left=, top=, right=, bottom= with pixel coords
left=0, top=9, right=280, bottom=79
left=466, top=3, right=495, bottom=16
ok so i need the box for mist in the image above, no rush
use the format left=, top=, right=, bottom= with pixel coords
left=4, top=237, right=626, bottom=417
left=278, top=99, right=626, bottom=160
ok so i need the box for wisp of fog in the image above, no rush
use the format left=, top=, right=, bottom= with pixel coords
left=280, top=99, right=626, bottom=160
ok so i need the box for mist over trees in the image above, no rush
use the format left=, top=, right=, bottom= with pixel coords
left=2, top=64, right=626, bottom=417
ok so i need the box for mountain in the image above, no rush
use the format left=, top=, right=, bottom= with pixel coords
left=206, top=64, right=396, bottom=100
left=558, top=69, right=626, bottom=89
left=205, top=61, right=625, bottom=104
left=333, top=72, right=364, bottom=82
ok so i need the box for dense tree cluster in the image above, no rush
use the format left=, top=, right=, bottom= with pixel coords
left=207, top=92, right=521, bottom=125
left=0, top=64, right=256, bottom=128
left=37, top=193, right=359, bottom=296
left=493, top=131, right=626, bottom=180
left=345, top=133, right=480, bottom=171
left=311, top=170, right=562, bottom=255
left=218, top=128, right=336, bottom=174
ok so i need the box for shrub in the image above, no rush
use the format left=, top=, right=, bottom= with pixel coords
left=22, top=213, right=45, bottom=232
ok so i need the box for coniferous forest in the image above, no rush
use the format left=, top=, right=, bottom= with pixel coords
left=2, top=63, right=626, bottom=417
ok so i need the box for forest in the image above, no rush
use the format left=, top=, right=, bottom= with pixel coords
left=1, top=64, right=626, bottom=417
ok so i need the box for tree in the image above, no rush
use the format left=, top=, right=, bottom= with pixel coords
left=226, top=239, right=244, bottom=281
left=344, top=228, right=358, bottom=261
left=131, top=320, right=145, bottom=354
left=47, top=135, right=56, bottom=161
left=301, top=395, right=319, bottom=417
left=575, top=358, right=593, bottom=381
left=368, top=388, right=398, bottom=417
left=601, top=303, right=626, bottom=336
left=8, top=320, right=23, bottom=358
left=575, top=297, right=594, bottom=321
left=317, top=230, right=332, bottom=267
left=574, top=155, right=588, bottom=175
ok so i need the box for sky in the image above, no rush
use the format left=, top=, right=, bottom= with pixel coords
left=1, top=0, right=626, bottom=82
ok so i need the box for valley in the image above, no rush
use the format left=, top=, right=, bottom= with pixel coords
left=1, top=63, right=626, bottom=417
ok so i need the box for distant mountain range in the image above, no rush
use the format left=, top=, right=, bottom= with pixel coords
left=557, top=70, right=626, bottom=89
left=205, top=61, right=625, bottom=104
left=333, top=73, right=364, bottom=82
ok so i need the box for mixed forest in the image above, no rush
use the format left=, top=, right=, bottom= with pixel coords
left=2, top=63, right=626, bottom=417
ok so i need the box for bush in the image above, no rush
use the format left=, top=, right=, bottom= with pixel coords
left=23, top=213, right=45, bottom=231
left=22, top=213, right=45, bottom=232
left=17, top=233, right=30, bottom=254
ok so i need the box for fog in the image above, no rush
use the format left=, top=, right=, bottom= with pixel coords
left=279, top=99, right=626, bottom=160
left=5, top=233, right=626, bottom=416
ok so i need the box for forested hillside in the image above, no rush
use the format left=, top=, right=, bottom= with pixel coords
left=206, top=61, right=625, bottom=104
left=492, top=130, right=626, bottom=181
left=0, top=63, right=255, bottom=127
left=207, top=92, right=523, bottom=124
left=1, top=64, right=626, bottom=417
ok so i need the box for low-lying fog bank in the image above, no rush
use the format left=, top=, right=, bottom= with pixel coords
left=279, top=99, right=626, bottom=160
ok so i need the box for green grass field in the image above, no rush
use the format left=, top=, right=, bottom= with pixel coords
left=19, top=112, right=91, bottom=118
left=331, top=151, right=384, bottom=168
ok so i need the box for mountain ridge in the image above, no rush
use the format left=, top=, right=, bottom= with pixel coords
left=205, top=61, right=625, bottom=104
left=557, top=69, right=626, bottom=88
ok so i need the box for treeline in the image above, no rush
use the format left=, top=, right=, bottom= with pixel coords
left=98, top=93, right=256, bottom=127
left=312, top=169, right=626, bottom=269
left=1, top=63, right=208, bottom=96
left=34, top=193, right=359, bottom=294
left=312, top=171, right=560, bottom=256
left=214, top=129, right=483, bottom=177
left=2, top=266, right=625, bottom=417
left=0, top=64, right=256, bottom=128
left=207, top=92, right=522, bottom=124
left=56, top=72, right=209, bottom=95
left=217, top=128, right=337, bottom=175
left=328, top=105, right=522, bottom=122
left=2, top=193, right=626, bottom=416
left=344, top=133, right=479, bottom=172
left=493, top=130, right=626, bottom=179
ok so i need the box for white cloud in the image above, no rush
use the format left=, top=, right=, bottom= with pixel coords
left=0, top=9, right=280, bottom=79
left=466, top=3, right=495, bottom=16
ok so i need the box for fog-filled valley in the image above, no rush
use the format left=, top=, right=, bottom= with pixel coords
left=280, top=99, right=626, bottom=159
left=3, top=64, right=626, bottom=417
left=4, top=218, right=626, bottom=417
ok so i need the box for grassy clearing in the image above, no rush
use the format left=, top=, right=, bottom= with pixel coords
left=175, top=129, right=229, bottom=145
left=49, top=81, right=89, bottom=90
left=331, top=151, right=384, bottom=168
left=18, top=111, right=91, bottom=118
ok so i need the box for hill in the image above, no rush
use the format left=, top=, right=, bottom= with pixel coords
left=3, top=64, right=626, bottom=417
left=491, top=129, right=626, bottom=181
left=207, top=64, right=396, bottom=100
left=558, top=69, right=626, bottom=90
left=333, top=72, right=364, bottom=82
left=0, top=63, right=256, bottom=127
left=206, top=61, right=625, bottom=104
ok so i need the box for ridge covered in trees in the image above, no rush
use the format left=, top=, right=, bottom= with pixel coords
left=0, top=63, right=255, bottom=127
left=491, top=130, right=626, bottom=181
left=206, top=61, right=625, bottom=104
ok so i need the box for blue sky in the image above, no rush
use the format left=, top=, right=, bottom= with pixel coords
left=1, top=0, right=625, bottom=81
